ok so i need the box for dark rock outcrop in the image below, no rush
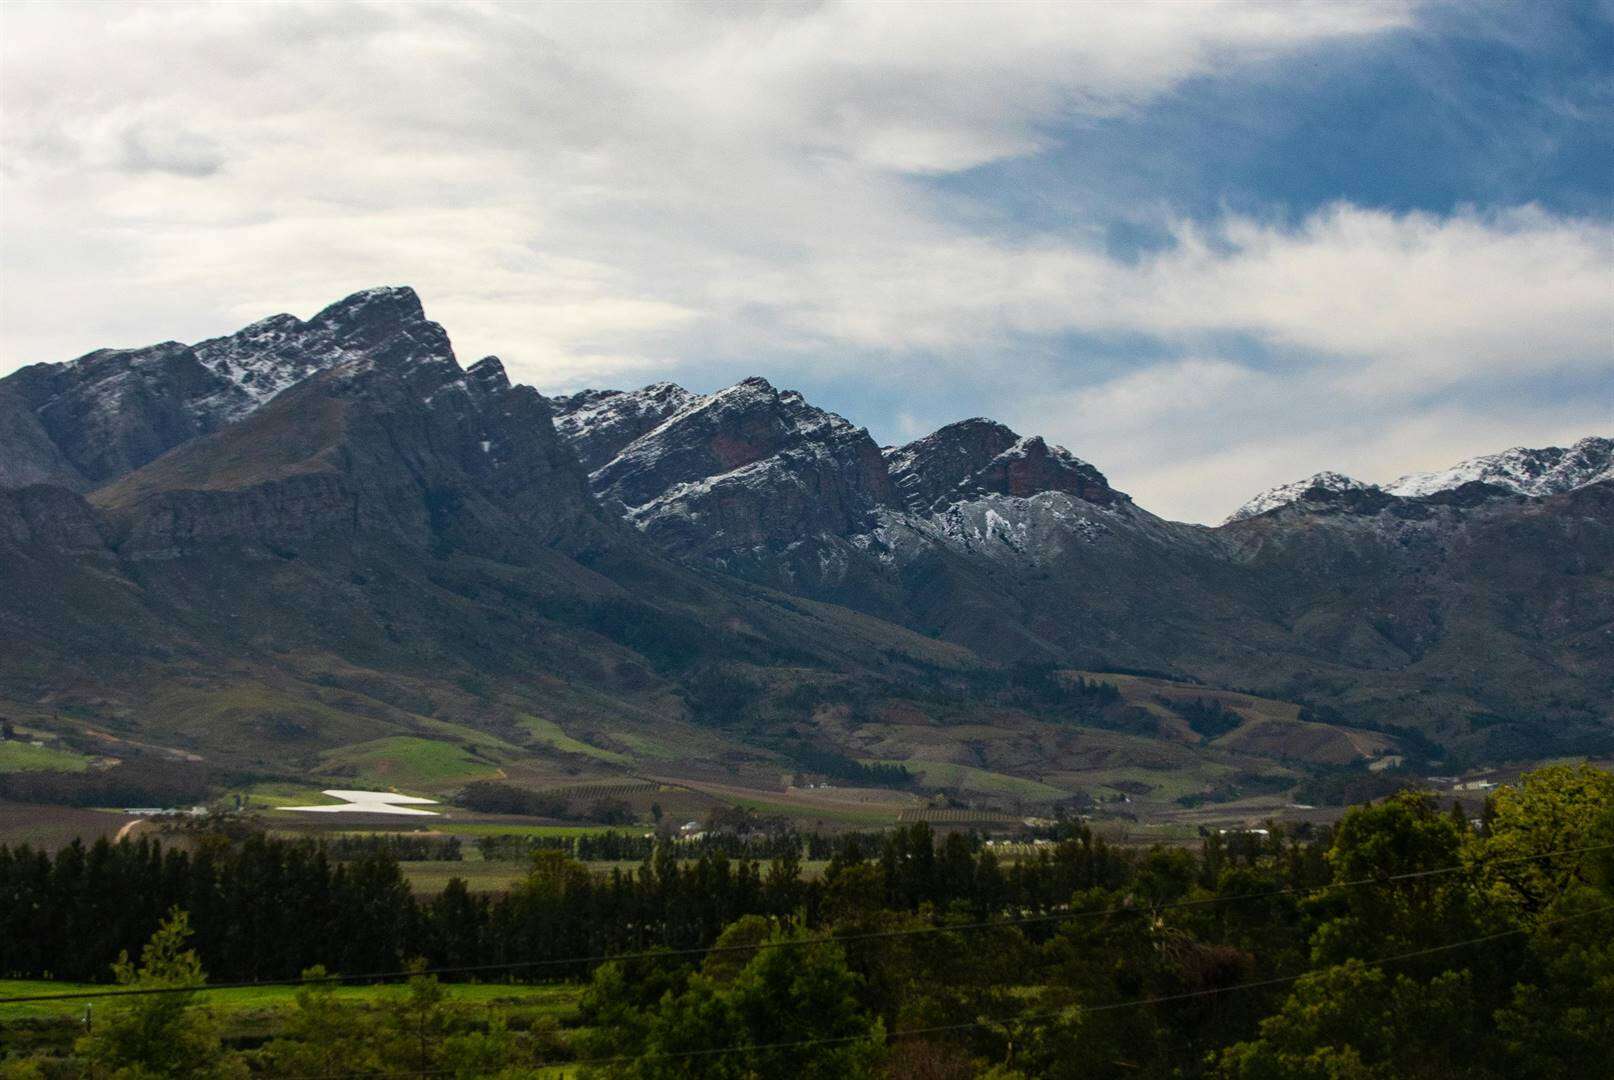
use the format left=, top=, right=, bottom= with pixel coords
left=887, top=419, right=1122, bottom=512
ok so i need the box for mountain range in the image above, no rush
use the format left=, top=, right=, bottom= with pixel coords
left=2, top=287, right=1610, bottom=796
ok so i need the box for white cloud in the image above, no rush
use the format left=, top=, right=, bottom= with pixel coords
left=3, top=0, right=1608, bottom=523
left=0, top=0, right=1411, bottom=359
left=1018, top=349, right=1613, bottom=525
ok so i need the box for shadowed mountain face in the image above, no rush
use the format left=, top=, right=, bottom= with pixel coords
left=886, top=418, right=1122, bottom=513
left=3, top=287, right=1610, bottom=769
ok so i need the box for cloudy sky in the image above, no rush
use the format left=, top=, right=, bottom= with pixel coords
left=2, top=1, right=1610, bottom=522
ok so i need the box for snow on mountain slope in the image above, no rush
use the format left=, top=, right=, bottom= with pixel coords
left=1225, top=472, right=1376, bottom=524
left=579, top=377, right=897, bottom=561
left=550, top=378, right=1150, bottom=581
left=548, top=382, right=696, bottom=471
left=193, top=286, right=457, bottom=419
left=1386, top=436, right=1613, bottom=498
left=1226, top=437, right=1612, bottom=524
left=885, top=419, right=1122, bottom=513
left=0, top=286, right=441, bottom=488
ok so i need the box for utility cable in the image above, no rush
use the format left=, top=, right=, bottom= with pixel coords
left=266, top=901, right=1614, bottom=1080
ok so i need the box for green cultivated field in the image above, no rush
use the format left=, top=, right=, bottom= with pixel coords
left=317, top=736, right=503, bottom=789
left=0, top=741, right=92, bottom=772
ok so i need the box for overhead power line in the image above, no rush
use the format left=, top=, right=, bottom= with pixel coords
left=268, top=901, right=1614, bottom=1080
left=1, top=841, right=1607, bottom=1006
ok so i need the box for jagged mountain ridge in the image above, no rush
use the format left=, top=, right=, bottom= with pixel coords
left=544, top=377, right=1613, bottom=749
left=548, top=381, right=1143, bottom=569
left=0, top=287, right=984, bottom=775
left=3, top=286, right=1611, bottom=766
left=886, top=418, right=1122, bottom=514
left=1226, top=472, right=1378, bottom=524
left=1388, top=437, right=1614, bottom=498
left=546, top=378, right=1216, bottom=670
left=1228, top=437, right=1613, bottom=523
left=0, top=288, right=440, bottom=491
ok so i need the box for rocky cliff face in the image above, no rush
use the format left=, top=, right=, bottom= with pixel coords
left=886, top=418, right=1122, bottom=512
left=579, top=378, right=900, bottom=569
left=560, top=381, right=1136, bottom=579
left=551, top=375, right=1253, bottom=667
left=82, top=299, right=601, bottom=564
left=3, top=342, right=232, bottom=488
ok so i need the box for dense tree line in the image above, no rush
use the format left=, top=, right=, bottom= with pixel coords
left=479, top=828, right=819, bottom=863
left=0, top=822, right=1133, bottom=985
left=455, top=780, right=634, bottom=824
left=789, top=745, right=915, bottom=787
left=2, top=765, right=1611, bottom=1078
left=324, top=833, right=462, bottom=862
left=1167, top=697, right=1245, bottom=740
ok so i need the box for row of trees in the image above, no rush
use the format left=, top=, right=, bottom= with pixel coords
left=476, top=826, right=831, bottom=863
left=2, top=765, right=1611, bottom=1078
left=456, top=780, right=635, bottom=824
left=0, top=821, right=1135, bottom=983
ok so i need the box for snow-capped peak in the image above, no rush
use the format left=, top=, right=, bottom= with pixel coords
left=187, top=285, right=447, bottom=421
left=1226, top=437, right=1612, bottom=524
left=1224, top=472, right=1374, bottom=524
left=1386, top=437, right=1613, bottom=499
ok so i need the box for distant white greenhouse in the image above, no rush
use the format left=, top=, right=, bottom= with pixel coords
left=281, top=790, right=441, bottom=816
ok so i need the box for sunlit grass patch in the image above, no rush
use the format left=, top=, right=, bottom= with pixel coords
left=0, top=741, right=91, bottom=773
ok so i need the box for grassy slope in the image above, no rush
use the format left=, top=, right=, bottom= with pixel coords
left=1070, top=670, right=1394, bottom=765
left=515, top=714, right=630, bottom=764
left=0, top=741, right=91, bottom=772
left=319, top=736, right=503, bottom=790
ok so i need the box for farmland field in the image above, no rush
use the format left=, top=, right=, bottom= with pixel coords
left=399, top=859, right=532, bottom=893
left=662, top=778, right=914, bottom=826
left=528, top=779, right=662, bottom=799
left=0, top=804, right=137, bottom=849
left=0, top=742, right=92, bottom=772
left=871, top=759, right=1072, bottom=801
left=435, top=822, right=641, bottom=838
left=317, top=736, right=503, bottom=790
left=897, top=807, right=1026, bottom=825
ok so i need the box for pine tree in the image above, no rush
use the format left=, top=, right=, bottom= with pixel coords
left=75, top=908, right=244, bottom=1078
